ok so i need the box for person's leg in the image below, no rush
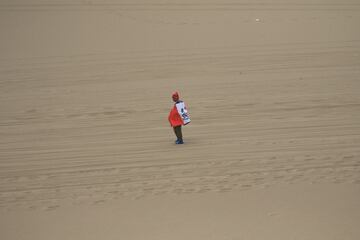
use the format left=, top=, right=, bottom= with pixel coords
left=173, top=126, right=183, bottom=144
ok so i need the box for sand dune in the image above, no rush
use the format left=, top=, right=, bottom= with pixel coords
left=1, top=0, right=360, bottom=239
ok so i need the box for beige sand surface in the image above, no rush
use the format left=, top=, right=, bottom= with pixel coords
left=1, top=0, right=360, bottom=239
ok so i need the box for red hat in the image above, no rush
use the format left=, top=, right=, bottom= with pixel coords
left=172, top=91, right=179, bottom=101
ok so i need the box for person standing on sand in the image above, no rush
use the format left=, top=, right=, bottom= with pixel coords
left=168, top=91, right=191, bottom=144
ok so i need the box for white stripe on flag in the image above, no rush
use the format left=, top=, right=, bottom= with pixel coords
left=176, top=102, right=191, bottom=125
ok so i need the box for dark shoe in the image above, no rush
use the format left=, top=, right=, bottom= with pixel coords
left=175, top=139, right=184, bottom=144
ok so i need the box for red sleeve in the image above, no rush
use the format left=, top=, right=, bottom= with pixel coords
left=168, top=105, right=184, bottom=127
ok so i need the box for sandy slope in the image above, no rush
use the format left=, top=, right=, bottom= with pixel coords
left=1, top=0, right=360, bottom=239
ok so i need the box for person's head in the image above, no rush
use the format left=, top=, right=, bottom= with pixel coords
left=172, top=91, right=179, bottom=102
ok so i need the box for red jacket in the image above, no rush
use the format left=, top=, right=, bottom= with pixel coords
left=168, top=104, right=183, bottom=127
